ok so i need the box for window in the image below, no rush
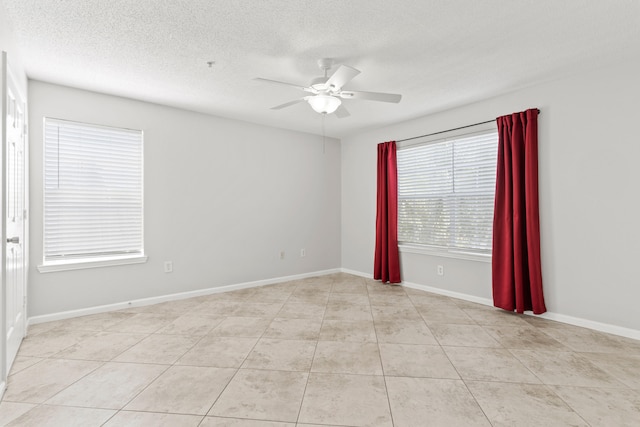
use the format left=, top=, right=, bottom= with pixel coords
left=40, top=118, right=145, bottom=271
left=397, top=129, right=498, bottom=257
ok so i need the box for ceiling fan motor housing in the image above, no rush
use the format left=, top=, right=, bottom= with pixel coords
left=310, top=76, right=330, bottom=92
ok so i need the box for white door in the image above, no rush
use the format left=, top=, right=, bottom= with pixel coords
left=2, top=52, right=27, bottom=376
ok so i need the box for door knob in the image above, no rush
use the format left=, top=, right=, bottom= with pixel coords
left=6, top=236, right=20, bottom=244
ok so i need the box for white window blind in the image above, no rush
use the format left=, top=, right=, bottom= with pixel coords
left=43, top=118, right=143, bottom=263
left=397, top=130, right=498, bottom=254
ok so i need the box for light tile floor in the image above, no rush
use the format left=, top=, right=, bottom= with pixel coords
left=1, top=273, right=639, bottom=426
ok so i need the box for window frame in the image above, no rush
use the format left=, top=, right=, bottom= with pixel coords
left=396, top=124, right=497, bottom=262
left=38, top=117, right=147, bottom=273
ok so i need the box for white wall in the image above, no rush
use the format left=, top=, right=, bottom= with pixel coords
left=29, top=81, right=341, bottom=317
left=0, top=3, right=27, bottom=88
left=342, top=59, right=640, bottom=332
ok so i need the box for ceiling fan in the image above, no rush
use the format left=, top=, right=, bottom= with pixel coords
left=254, top=58, right=402, bottom=118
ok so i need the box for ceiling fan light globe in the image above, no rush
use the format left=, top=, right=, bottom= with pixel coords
left=308, top=95, right=341, bottom=114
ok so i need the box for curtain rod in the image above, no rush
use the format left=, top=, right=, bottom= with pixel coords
left=396, top=109, right=540, bottom=143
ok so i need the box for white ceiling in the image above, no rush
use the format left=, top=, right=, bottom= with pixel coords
left=2, top=0, right=639, bottom=138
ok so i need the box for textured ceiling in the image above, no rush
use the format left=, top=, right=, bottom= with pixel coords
left=2, top=0, right=639, bottom=138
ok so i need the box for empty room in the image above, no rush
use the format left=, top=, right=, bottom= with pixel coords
left=0, top=1, right=639, bottom=426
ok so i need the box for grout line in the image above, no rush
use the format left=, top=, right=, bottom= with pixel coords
left=369, top=279, right=398, bottom=427
left=201, top=290, right=269, bottom=418
left=293, top=278, right=330, bottom=425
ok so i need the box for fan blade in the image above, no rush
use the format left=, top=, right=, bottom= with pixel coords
left=325, top=65, right=360, bottom=90
left=334, top=105, right=350, bottom=118
left=254, top=77, right=313, bottom=92
left=270, top=99, right=306, bottom=110
left=339, top=90, right=402, bottom=103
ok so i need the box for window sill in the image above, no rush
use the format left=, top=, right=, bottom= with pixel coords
left=399, top=244, right=491, bottom=263
left=37, top=255, right=148, bottom=273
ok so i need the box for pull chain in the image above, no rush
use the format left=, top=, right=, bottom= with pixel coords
left=322, top=113, right=326, bottom=154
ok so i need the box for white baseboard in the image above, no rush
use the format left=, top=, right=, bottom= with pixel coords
left=340, top=268, right=373, bottom=279
left=0, top=381, right=5, bottom=401
left=535, top=312, right=640, bottom=341
left=341, top=268, right=493, bottom=304
left=402, top=280, right=494, bottom=307
left=28, top=266, right=640, bottom=342
left=28, top=268, right=340, bottom=326
left=342, top=268, right=640, bottom=341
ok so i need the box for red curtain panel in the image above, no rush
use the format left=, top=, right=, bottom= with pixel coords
left=492, top=109, right=546, bottom=314
left=374, top=141, right=401, bottom=283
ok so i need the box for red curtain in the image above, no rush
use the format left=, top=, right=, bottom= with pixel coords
left=492, top=109, right=546, bottom=314
left=374, top=141, right=401, bottom=283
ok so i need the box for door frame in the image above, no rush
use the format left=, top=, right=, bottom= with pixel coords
left=0, top=50, right=6, bottom=396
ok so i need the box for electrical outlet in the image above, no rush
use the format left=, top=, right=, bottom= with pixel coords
left=164, top=261, right=173, bottom=273
left=280, top=251, right=285, bottom=260
left=300, top=248, right=306, bottom=257
left=437, top=265, right=444, bottom=276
